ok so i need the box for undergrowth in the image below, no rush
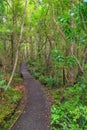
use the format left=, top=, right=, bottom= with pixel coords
left=27, top=61, right=87, bottom=130
left=26, top=63, right=87, bottom=130
left=51, top=83, right=87, bottom=130
left=0, top=72, right=23, bottom=130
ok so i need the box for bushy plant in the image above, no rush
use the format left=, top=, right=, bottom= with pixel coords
left=51, top=83, right=87, bottom=130
left=34, top=72, right=41, bottom=79
left=39, top=75, right=47, bottom=84
left=51, top=104, right=87, bottom=130
left=45, top=76, right=58, bottom=88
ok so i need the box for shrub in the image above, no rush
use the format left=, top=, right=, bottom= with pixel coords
left=51, top=83, right=87, bottom=130
left=45, top=76, right=58, bottom=88
left=51, top=104, right=87, bottom=130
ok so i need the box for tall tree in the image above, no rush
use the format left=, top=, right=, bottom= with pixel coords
left=8, top=0, right=28, bottom=86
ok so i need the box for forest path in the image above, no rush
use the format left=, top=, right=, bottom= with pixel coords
left=11, top=63, right=51, bottom=130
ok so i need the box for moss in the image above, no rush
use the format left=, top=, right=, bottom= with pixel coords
left=0, top=87, right=23, bottom=129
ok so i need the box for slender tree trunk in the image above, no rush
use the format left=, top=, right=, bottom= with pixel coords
left=68, top=0, right=76, bottom=85
left=30, top=36, right=34, bottom=61
left=11, top=34, right=14, bottom=66
left=63, top=67, right=66, bottom=85
left=46, top=36, right=52, bottom=72
left=7, top=0, right=28, bottom=87
left=82, top=47, right=87, bottom=68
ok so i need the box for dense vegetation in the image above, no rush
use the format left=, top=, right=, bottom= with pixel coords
left=0, top=72, right=23, bottom=129
left=0, top=0, right=87, bottom=129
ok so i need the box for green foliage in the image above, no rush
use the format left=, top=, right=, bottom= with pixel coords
left=33, top=71, right=58, bottom=88
left=0, top=0, right=6, bottom=17
left=66, top=56, right=76, bottom=67
left=51, top=104, right=87, bottom=130
left=51, top=50, right=65, bottom=69
left=45, top=76, right=58, bottom=88
left=1, top=0, right=87, bottom=128
left=57, top=0, right=87, bottom=44
left=13, top=73, right=23, bottom=83
left=78, top=1, right=87, bottom=25
left=34, top=72, right=41, bottom=79
left=51, top=83, right=87, bottom=130
left=28, top=60, right=59, bottom=88
left=84, top=64, right=87, bottom=74
left=0, top=87, right=22, bottom=129
left=12, top=95, right=20, bottom=103
left=0, top=72, right=7, bottom=91
left=39, top=75, right=47, bottom=84
left=51, top=50, right=76, bottom=67
left=51, top=50, right=63, bottom=57
left=55, top=55, right=64, bottom=63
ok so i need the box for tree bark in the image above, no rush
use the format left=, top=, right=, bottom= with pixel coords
left=68, top=0, right=75, bottom=86
left=11, top=34, right=14, bottom=66
left=7, top=0, right=28, bottom=87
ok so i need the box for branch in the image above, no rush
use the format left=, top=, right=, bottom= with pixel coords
left=82, top=47, right=87, bottom=68
left=4, top=0, right=12, bottom=10
left=52, top=0, right=69, bottom=45
left=73, top=54, right=84, bottom=73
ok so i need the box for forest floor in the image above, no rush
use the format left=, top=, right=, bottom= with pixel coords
left=11, top=63, right=51, bottom=130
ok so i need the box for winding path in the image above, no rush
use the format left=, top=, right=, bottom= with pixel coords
left=11, top=63, right=51, bottom=130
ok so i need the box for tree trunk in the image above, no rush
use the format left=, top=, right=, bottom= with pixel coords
left=30, top=36, right=34, bottom=61
left=7, top=0, right=28, bottom=87
left=63, top=67, right=66, bottom=85
left=68, top=0, right=76, bottom=86
left=11, top=34, right=14, bottom=66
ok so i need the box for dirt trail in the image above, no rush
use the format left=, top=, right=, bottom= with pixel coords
left=11, top=63, right=51, bottom=130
